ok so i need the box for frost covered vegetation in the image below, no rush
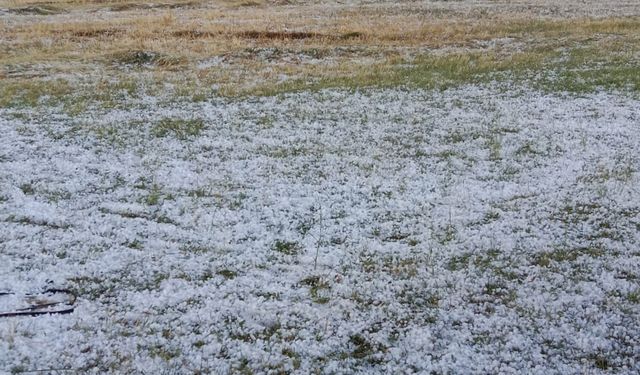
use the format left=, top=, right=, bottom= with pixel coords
left=3, top=87, right=640, bottom=373
left=1, top=0, right=640, bottom=374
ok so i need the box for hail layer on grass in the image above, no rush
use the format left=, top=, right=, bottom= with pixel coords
left=1, top=85, right=639, bottom=373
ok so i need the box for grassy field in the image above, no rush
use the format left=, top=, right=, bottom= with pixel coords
left=1, top=0, right=640, bottom=105
left=1, top=1, right=640, bottom=374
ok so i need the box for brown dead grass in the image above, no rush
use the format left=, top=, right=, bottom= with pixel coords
left=0, top=0, right=639, bottom=101
left=4, top=12, right=638, bottom=61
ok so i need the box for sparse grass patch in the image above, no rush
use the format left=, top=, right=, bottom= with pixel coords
left=533, top=246, right=605, bottom=267
left=627, top=290, right=640, bottom=304
left=443, top=131, right=467, bottom=144
left=217, top=269, right=237, bottom=279
left=434, top=224, right=457, bottom=245
left=193, top=339, right=206, bottom=348
left=272, top=240, right=300, bottom=256
left=554, top=202, right=601, bottom=224
left=310, top=282, right=331, bottom=304
left=282, top=348, right=301, bottom=370
left=0, top=79, right=73, bottom=109
left=579, top=163, right=636, bottom=184
left=515, top=141, right=542, bottom=157
left=152, top=118, right=205, bottom=139
left=256, top=115, right=274, bottom=128
left=395, top=286, right=440, bottom=311
left=539, top=64, right=640, bottom=93
left=189, top=188, right=209, bottom=198
left=483, top=281, right=516, bottom=302
left=486, top=135, right=502, bottom=161
left=348, top=334, right=375, bottom=359
left=447, top=253, right=472, bottom=271
left=125, top=239, right=144, bottom=250
left=44, top=191, right=72, bottom=203
left=180, top=245, right=211, bottom=254
left=8, top=5, right=64, bottom=15
left=19, top=183, right=35, bottom=195
left=144, top=185, right=162, bottom=206
left=110, top=50, right=186, bottom=68
left=300, top=275, right=331, bottom=303
left=591, top=354, right=611, bottom=370
left=149, top=345, right=181, bottom=361
left=482, top=211, right=501, bottom=223
left=267, top=145, right=309, bottom=158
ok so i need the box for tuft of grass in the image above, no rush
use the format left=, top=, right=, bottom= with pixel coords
left=628, top=290, right=640, bottom=304
left=217, top=269, right=237, bottom=280
left=9, top=5, right=64, bottom=15
left=256, top=115, right=274, bottom=128
left=447, top=253, right=472, bottom=271
left=533, top=246, right=605, bottom=267
left=144, top=185, right=162, bottom=205
left=340, top=31, right=364, bottom=40
left=193, top=340, right=206, bottom=348
left=591, top=354, right=611, bottom=370
left=180, top=245, right=212, bottom=254
left=300, top=275, right=331, bottom=304
left=281, top=348, right=301, bottom=370
left=19, top=183, right=35, bottom=195
left=272, top=240, right=300, bottom=256
left=111, top=50, right=186, bottom=67
left=125, top=239, right=144, bottom=250
left=486, top=135, right=502, bottom=161
left=189, top=188, right=210, bottom=198
left=349, top=334, right=374, bottom=359
left=149, top=346, right=181, bottom=361
left=434, top=224, right=457, bottom=245
left=579, top=163, right=636, bottom=184
left=515, top=142, right=542, bottom=157
left=482, top=211, right=501, bottom=223
left=152, top=118, right=205, bottom=140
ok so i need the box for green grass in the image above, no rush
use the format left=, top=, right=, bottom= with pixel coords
left=144, top=185, right=162, bottom=205
left=245, top=45, right=640, bottom=96
left=300, top=275, right=331, bottom=303
left=216, top=269, right=238, bottom=279
left=1, top=43, right=638, bottom=111
left=152, top=118, right=205, bottom=139
left=628, top=290, right=640, bottom=304
left=272, top=240, right=300, bottom=256
left=0, top=80, right=72, bottom=108
left=0, top=77, right=144, bottom=113
left=533, top=246, right=605, bottom=267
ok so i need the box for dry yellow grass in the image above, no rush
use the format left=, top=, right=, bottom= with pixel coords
left=1, top=0, right=639, bottom=104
